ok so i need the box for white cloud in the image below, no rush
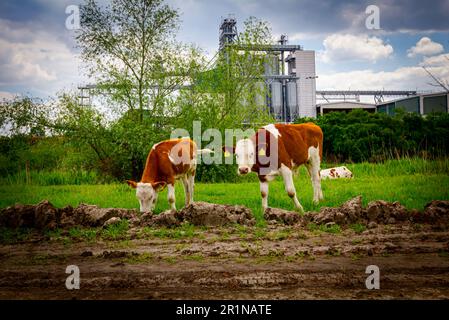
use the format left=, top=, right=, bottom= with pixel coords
left=0, top=19, right=84, bottom=96
left=0, top=91, right=16, bottom=100
left=407, top=37, right=444, bottom=57
left=420, top=53, right=449, bottom=66
left=318, top=57, right=449, bottom=92
left=320, top=34, right=394, bottom=63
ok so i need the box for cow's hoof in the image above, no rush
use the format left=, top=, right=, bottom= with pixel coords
left=294, top=207, right=304, bottom=214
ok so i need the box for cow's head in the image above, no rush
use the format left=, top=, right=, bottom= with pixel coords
left=126, top=180, right=166, bottom=212
left=223, top=138, right=256, bottom=175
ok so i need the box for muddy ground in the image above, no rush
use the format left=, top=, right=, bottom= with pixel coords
left=1, top=199, right=449, bottom=299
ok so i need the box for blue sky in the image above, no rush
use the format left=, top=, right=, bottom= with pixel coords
left=0, top=0, right=448, bottom=99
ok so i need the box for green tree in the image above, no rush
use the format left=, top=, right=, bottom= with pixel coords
left=75, top=0, right=206, bottom=179
left=77, top=0, right=202, bottom=120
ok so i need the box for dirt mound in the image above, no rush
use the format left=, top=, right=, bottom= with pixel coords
left=180, top=202, right=255, bottom=226
left=264, top=207, right=302, bottom=225
left=134, top=202, right=255, bottom=227
left=139, top=210, right=182, bottom=228
left=1, top=198, right=448, bottom=230
left=0, top=200, right=138, bottom=230
left=264, top=196, right=449, bottom=227
left=0, top=200, right=255, bottom=229
left=305, top=196, right=364, bottom=225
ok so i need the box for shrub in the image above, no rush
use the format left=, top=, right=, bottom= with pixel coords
left=295, top=110, right=449, bottom=163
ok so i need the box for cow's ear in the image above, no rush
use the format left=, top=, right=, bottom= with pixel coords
left=126, top=180, right=138, bottom=188
left=152, top=181, right=167, bottom=191
left=222, top=146, right=235, bottom=158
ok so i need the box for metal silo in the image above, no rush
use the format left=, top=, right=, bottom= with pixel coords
left=254, top=81, right=266, bottom=107
left=264, top=54, right=280, bottom=76
left=286, top=81, right=298, bottom=120
left=271, top=81, right=282, bottom=120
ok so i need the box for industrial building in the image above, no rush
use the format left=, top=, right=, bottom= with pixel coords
left=377, top=92, right=449, bottom=115
left=316, top=101, right=376, bottom=115
left=218, top=16, right=432, bottom=121
left=219, top=16, right=317, bottom=122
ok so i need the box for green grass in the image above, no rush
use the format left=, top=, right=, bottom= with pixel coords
left=1, top=159, right=448, bottom=223
left=350, top=223, right=367, bottom=234
left=124, top=252, right=154, bottom=264
left=183, top=254, right=204, bottom=261
left=101, top=220, right=129, bottom=240
left=0, top=227, right=32, bottom=243
left=1, top=169, right=102, bottom=185
left=68, top=227, right=98, bottom=242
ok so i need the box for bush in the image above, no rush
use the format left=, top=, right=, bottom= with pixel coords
left=295, top=110, right=449, bottom=163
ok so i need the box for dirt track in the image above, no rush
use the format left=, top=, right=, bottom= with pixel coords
left=1, top=223, right=449, bottom=299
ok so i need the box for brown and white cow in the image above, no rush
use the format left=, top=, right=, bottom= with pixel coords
left=320, top=166, right=353, bottom=179
left=224, top=123, right=324, bottom=212
left=126, top=138, right=211, bottom=212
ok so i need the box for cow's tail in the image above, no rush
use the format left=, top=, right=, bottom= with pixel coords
left=316, top=126, right=323, bottom=162
left=197, top=148, right=214, bottom=155
left=319, top=138, right=323, bottom=162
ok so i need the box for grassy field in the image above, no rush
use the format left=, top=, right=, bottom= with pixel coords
left=1, top=159, right=448, bottom=223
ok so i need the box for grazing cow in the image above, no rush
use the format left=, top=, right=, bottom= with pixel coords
left=224, top=123, right=324, bottom=212
left=320, top=166, right=353, bottom=180
left=126, top=138, right=211, bottom=212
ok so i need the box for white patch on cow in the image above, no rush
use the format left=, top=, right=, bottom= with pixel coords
left=307, top=145, right=319, bottom=160
left=168, top=154, right=176, bottom=164
left=136, top=182, right=156, bottom=213
left=235, top=138, right=256, bottom=174
left=262, top=124, right=281, bottom=138
left=151, top=142, right=162, bottom=150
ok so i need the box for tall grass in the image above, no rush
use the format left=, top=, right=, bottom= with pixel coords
left=1, top=157, right=447, bottom=186
left=329, top=158, right=449, bottom=177
left=0, top=169, right=102, bottom=185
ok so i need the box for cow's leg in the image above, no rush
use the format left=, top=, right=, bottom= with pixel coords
left=260, top=181, right=269, bottom=211
left=181, top=177, right=190, bottom=207
left=307, top=147, right=324, bottom=203
left=151, top=192, right=159, bottom=211
left=188, top=173, right=195, bottom=203
left=167, top=183, right=176, bottom=210
left=305, top=164, right=319, bottom=203
left=280, top=164, right=304, bottom=212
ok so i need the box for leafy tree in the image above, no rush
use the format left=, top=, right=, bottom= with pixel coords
left=74, top=0, right=208, bottom=179
left=77, top=0, right=202, bottom=119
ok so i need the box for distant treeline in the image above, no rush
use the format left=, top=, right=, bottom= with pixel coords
left=295, top=109, right=449, bottom=163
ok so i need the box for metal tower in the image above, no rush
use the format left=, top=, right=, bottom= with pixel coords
left=219, top=15, right=237, bottom=50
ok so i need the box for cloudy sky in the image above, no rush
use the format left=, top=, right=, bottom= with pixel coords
left=1, top=0, right=448, bottom=100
